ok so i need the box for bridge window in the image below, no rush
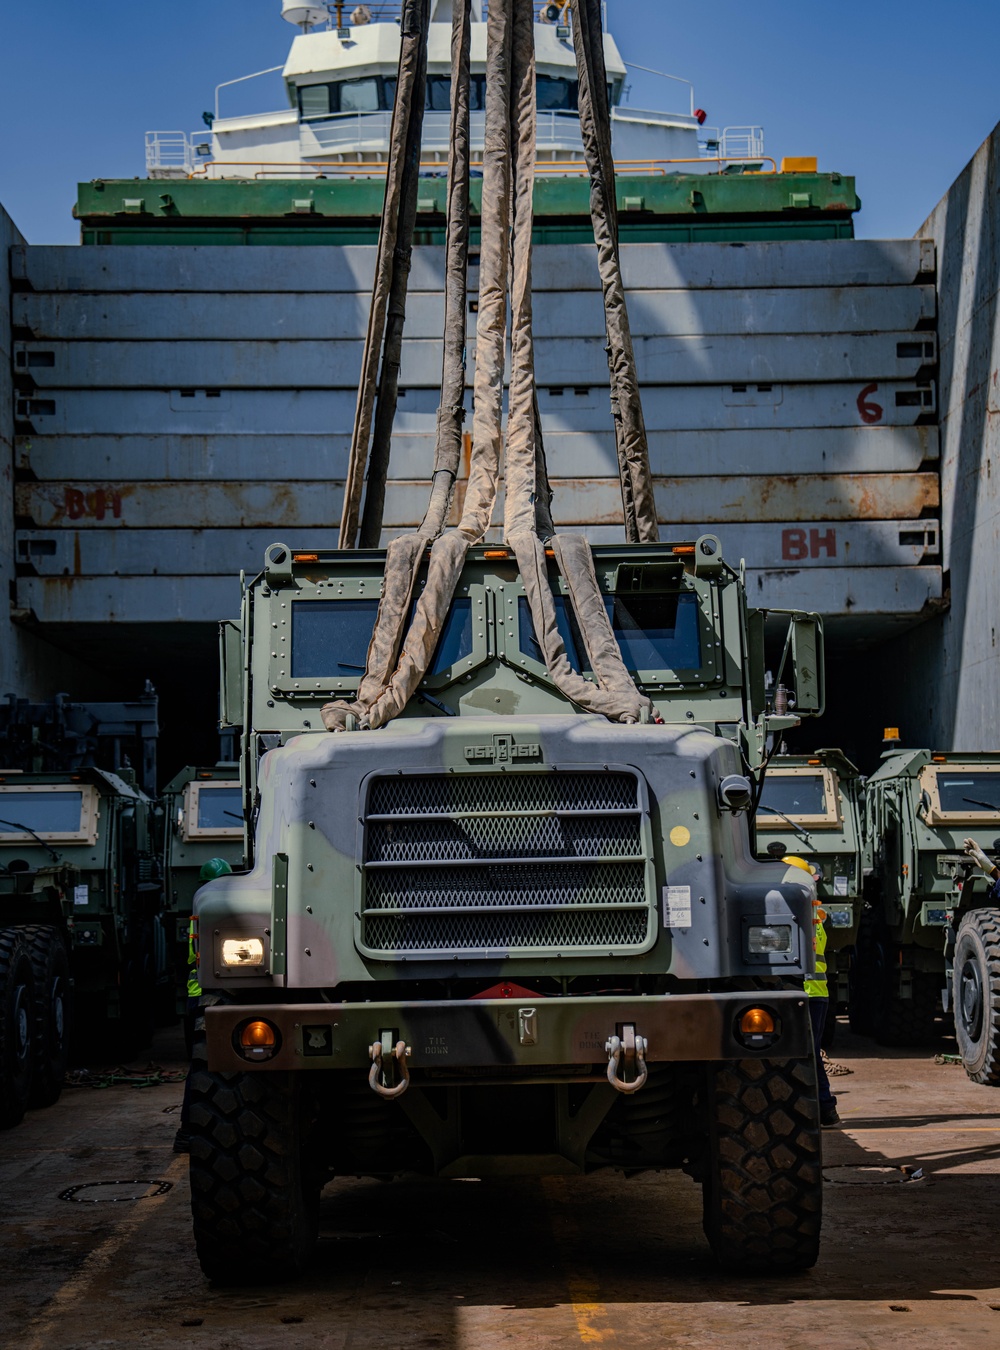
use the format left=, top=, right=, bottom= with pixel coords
left=298, top=76, right=395, bottom=119
left=299, top=83, right=331, bottom=118
left=339, top=76, right=380, bottom=113
left=536, top=75, right=578, bottom=111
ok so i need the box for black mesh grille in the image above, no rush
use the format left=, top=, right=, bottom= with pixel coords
left=368, top=772, right=637, bottom=817
left=360, top=770, right=651, bottom=957
left=367, top=813, right=643, bottom=863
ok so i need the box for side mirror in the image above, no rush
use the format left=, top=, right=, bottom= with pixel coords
left=790, top=614, right=824, bottom=716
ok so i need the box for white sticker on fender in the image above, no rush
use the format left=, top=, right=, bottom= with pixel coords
left=663, top=885, right=692, bottom=929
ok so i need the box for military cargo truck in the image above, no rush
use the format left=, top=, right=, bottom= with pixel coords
left=0, top=695, right=163, bottom=1125
left=755, top=750, right=865, bottom=1009
left=161, top=763, right=243, bottom=1020
left=853, top=747, right=1000, bottom=1072
left=188, top=538, right=826, bottom=1283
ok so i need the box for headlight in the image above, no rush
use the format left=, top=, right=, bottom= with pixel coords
left=747, top=924, right=792, bottom=954
left=221, top=937, right=265, bottom=968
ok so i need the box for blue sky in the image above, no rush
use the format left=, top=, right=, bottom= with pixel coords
left=0, top=0, right=996, bottom=244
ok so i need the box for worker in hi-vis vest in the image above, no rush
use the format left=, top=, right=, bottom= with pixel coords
left=174, top=857, right=232, bottom=1154
left=784, top=855, right=841, bottom=1128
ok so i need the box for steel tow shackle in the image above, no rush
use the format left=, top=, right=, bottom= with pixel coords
left=605, top=1024, right=648, bottom=1095
left=368, top=1038, right=411, bottom=1099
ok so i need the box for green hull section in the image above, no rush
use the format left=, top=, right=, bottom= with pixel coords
left=76, top=171, right=858, bottom=245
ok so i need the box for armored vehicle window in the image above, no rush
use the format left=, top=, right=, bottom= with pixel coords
left=518, top=591, right=701, bottom=676
left=427, top=598, right=474, bottom=675
left=197, top=786, right=243, bottom=830
left=183, top=781, right=243, bottom=840
left=759, top=775, right=827, bottom=819
left=0, top=789, right=82, bottom=835
left=609, top=592, right=701, bottom=672
left=936, top=771, right=1000, bottom=814
left=291, top=598, right=380, bottom=678
left=518, top=596, right=584, bottom=670
left=0, top=783, right=99, bottom=843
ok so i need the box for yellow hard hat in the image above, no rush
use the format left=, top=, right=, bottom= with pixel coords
left=782, top=855, right=813, bottom=874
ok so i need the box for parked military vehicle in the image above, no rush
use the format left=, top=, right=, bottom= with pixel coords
left=188, top=538, right=826, bottom=1283
left=161, top=763, right=243, bottom=1017
left=853, top=746, right=1000, bottom=1075
left=0, top=694, right=163, bottom=1125
left=755, top=750, right=865, bottom=1007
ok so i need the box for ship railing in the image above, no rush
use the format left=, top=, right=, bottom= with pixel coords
left=698, top=126, right=765, bottom=160
left=189, top=154, right=778, bottom=181
left=145, top=130, right=214, bottom=176
left=300, top=108, right=593, bottom=155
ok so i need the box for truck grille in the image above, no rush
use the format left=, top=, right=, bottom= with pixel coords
left=359, top=770, right=653, bottom=958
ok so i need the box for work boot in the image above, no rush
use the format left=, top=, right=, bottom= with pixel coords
left=173, top=1127, right=191, bottom=1154
left=820, top=1104, right=842, bottom=1128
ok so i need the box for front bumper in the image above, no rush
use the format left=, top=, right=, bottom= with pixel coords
left=204, top=990, right=811, bottom=1073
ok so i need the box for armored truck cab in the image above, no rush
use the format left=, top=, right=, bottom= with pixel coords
left=854, top=748, right=1000, bottom=1070
left=191, top=539, right=825, bottom=1283
left=755, top=750, right=865, bottom=1004
left=161, top=764, right=242, bottom=1018
left=0, top=692, right=162, bottom=1126
left=0, top=766, right=163, bottom=1121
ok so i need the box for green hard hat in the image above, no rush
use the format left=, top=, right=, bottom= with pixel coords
left=199, top=857, right=234, bottom=881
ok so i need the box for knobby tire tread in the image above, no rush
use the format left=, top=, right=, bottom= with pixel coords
left=954, top=908, right=1000, bottom=1085
left=703, top=1057, right=822, bottom=1273
left=188, top=1035, right=318, bottom=1284
left=0, top=931, right=35, bottom=1129
left=21, top=925, right=71, bottom=1109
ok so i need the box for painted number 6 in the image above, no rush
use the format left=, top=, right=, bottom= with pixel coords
left=857, top=382, right=883, bottom=424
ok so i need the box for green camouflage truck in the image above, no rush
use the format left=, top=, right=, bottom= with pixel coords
left=755, top=750, right=865, bottom=1011
left=852, top=747, right=1000, bottom=1073
left=0, top=695, right=163, bottom=1126
left=188, top=538, right=827, bottom=1282
left=161, top=763, right=243, bottom=1020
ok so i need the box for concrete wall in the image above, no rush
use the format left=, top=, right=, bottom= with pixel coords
left=879, top=119, right=1000, bottom=751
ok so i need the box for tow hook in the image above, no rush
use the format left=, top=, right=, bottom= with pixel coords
left=368, top=1036, right=411, bottom=1100
left=605, top=1024, right=648, bottom=1094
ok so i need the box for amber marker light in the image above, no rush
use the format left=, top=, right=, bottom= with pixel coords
left=236, top=1019, right=281, bottom=1062
left=241, top=1020, right=275, bottom=1048
left=483, top=549, right=510, bottom=559
left=671, top=544, right=696, bottom=555
left=739, top=1007, right=776, bottom=1037
left=293, top=553, right=319, bottom=562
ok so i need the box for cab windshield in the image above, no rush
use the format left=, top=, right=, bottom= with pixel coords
left=758, top=775, right=827, bottom=820
left=935, top=771, right=1000, bottom=814
left=0, top=789, right=83, bottom=836
left=196, top=786, right=243, bottom=830
left=518, top=591, right=702, bottom=675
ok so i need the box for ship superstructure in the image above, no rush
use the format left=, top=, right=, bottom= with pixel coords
left=147, top=0, right=763, bottom=180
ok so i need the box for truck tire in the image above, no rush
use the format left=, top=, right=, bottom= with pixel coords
left=953, top=908, right=1000, bottom=1085
left=873, top=946, right=938, bottom=1047
left=0, top=932, right=35, bottom=1129
left=702, top=1057, right=822, bottom=1273
left=22, top=926, right=72, bottom=1108
left=188, top=1035, right=319, bottom=1284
